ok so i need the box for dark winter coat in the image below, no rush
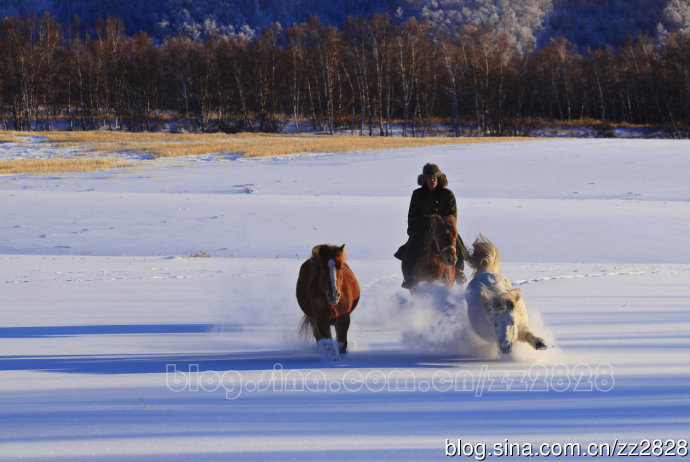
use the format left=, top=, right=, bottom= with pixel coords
left=394, top=168, right=465, bottom=265
left=406, top=177, right=457, bottom=236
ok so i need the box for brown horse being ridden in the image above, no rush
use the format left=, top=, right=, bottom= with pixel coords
left=401, top=214, right=460, bottom=289
left=395, top=163, right=467, bottom=289
left=296, top=244, right=360, bottom=360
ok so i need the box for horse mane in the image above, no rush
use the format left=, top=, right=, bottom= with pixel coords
left=440, top=214, right=456, bottom=228
left=442, top=215, right=457, bottom=236
left=425, top=215, right=457, bottom=238
left=310, top=244, right=346, bottom=266
left=479, top=286, right=522, bottom=318
left=466, top=234, right=501, bottom=277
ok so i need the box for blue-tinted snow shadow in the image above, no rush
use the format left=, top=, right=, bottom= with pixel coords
left=7, top=449, right=434, bottom=462
left=0, top=324, right=222, bottom=338
left=0, top=348, right=492, bottom=375
left=2, top=376, right=689, bottom=449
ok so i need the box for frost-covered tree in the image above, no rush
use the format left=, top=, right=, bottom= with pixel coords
left=539, top=0, right=668, bottom=50
left=5, top=0, right=687, bottom=50
left=660, top=0, right=690, bottom=35
left=401, top=0, right=552, bottom=51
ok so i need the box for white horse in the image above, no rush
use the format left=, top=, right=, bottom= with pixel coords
left=465, top=235, right=546, bottom=354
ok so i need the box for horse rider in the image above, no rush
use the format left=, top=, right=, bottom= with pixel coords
left=394, top=163, right=467, bottom=289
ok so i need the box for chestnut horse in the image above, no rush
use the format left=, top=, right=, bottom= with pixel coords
left=402, top=215, right=459, bottom=289
left=296, top=244, right=360, bottom=360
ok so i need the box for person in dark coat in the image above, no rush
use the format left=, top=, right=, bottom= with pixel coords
left=394, top=163, right=466, bottom=288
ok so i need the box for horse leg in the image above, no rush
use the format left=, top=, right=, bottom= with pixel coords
left=520, top=329, right=547, bottom=350
left=335, top=314, right=351, bottom=354
left=444, top=267, right=456, bottom=288
left=311, top=317, right=332, bottom=340
left=314, top=318, right=338, bottom=361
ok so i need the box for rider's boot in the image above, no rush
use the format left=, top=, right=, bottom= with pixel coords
left=401, top=262, right=417, bottom=289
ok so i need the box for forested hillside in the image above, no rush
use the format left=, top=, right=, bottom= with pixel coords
left=0, top=1, right=689, bottom=137
left=1, top=0, right=689, bottom=48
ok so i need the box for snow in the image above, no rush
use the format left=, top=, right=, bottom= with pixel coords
left=1, top=138, right=689, bottom=460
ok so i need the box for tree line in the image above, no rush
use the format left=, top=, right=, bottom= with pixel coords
left=1, top=12, right=689, bottom=137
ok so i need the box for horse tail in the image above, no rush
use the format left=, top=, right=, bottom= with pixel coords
left=298, top=315, right=313, bottom=338
left=466, top=234, right=501, bottom=276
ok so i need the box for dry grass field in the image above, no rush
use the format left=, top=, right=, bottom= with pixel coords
left=0, top=131, right=537, bottom=174
left=0, top=132, right=24, bottom=143
left=0, top=158, right=134, bottom=175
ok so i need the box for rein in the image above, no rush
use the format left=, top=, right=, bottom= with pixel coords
left=435, top=238, right=456, bottom=257
left=431, top=220, right=455, bottom=258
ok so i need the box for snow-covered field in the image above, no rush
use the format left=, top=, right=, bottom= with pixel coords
left=1, top=138, right=689, bottom=460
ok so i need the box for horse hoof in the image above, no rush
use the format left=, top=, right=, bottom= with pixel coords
left=338, top=341, right=347, bottom=355
left=318, top=339, right=338, bottom=361
left=535, top=340, right=547, bottom=350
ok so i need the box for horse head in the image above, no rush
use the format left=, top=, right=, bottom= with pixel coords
left=313, top=244, right=346, bottom=305
left=430, top=215, right=458, bottom=268
left=483, top=288, right=522, bottom=354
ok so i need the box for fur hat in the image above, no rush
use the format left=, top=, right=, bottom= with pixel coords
left=417, top=163, right=448, bottom=188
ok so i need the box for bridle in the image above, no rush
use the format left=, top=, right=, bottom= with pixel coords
left=430, top=218, right=456, bottom=261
